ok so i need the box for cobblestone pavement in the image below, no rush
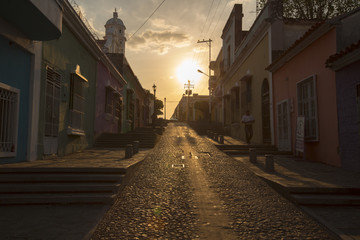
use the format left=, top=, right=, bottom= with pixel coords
left=91, top=123, right=338, bottom=239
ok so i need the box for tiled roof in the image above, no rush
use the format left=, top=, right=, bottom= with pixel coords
left=326, top=40, right=360, bottom=66
left=266, top=21, right=325, bottom=70
left=96, top=39, right=106, bottom=48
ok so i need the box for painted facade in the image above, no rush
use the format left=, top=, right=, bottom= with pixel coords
left=269, top=7, right=360, bottom=169
left=0, top=1, right=62, bottom=163
left=269, top=25, right=340, bottom=166
left=328, top=54, right=360, bottom=171
left=38, top=2, right=99, bottom=157
left=95, top=58, right=126, bottom=136
left=122, top=59, right=148, bottom=131
left=98, top=10, right=149, bottom=132
left=326, top=8, right=360, bottom=171
left=219, top=2, right=311, bottom=145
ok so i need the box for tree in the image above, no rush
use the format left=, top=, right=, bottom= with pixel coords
left=154, top=98, right=163, bottom=116
left=258, top=0, right=360, bottom=20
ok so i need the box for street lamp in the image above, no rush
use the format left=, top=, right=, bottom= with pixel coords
left=152, top=84, right=156, bottom=127
left=197, top=69, right=209, bottom=76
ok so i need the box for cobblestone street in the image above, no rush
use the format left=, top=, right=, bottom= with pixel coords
left=91, top=123, right=338, bottom=239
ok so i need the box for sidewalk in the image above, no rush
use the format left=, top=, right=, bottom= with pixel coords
left=210, top=135, right=360, bottom=240
left=0, top=148, right=152, bottom=240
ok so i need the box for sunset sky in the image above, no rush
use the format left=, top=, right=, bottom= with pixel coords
left=75, top=0, right=257, bottom=118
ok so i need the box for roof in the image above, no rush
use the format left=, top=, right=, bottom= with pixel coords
left=326, top=40, right=360, bottom=67
left=105, top=10, right=125, bottom=27
left=266, top=21, right=325, bottom=71
left=267, top=7, right=360, bottom=72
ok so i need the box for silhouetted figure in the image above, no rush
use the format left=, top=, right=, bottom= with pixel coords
left=241, top=110, right=255, bottom=144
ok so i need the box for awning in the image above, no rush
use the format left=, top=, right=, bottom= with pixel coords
left=0, top=0, right=62, bottom=40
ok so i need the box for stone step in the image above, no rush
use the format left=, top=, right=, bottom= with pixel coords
left=223, top=150, right=288, bottom=156
left=0, top=182, right=120, bottom=193
left=0, top=173, right=124, bottom=183
left=291, top=193, right=360, bottom=206
left=94, top=132, right=158, bottom=148
left=94, top=142, right=155, bottom=148
left=0, top=168, right=126, bottom=205
left=287, top=187, right=360, bottom=195
left=0, top=193, right=116, bottom=205
left=0, top=167, right=126, bottom=174
left=216, top=144, right=277, bottom=150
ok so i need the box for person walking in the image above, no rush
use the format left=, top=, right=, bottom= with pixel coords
left=241, top=110, right=255, bottom=144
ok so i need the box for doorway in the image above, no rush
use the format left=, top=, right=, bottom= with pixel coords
left=277, top=99, right=291, bottom=151
left=261, top=79, right=271, bottom=144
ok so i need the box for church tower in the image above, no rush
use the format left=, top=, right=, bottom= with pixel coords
left=103, top=9, right=126, bottom=54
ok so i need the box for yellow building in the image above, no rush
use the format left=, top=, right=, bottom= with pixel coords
left=219, top=2, right=312, bottom=144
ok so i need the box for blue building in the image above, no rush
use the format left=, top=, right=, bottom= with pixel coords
left=326, top=8, right=360, bottom=172
left=0, top=1, right=62, bottom=163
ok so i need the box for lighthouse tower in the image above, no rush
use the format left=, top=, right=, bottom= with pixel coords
left=103, top=9, right=126, bottom=54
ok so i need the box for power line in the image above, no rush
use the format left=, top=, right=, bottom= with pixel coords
left=128, top=0, right=167, bottom=41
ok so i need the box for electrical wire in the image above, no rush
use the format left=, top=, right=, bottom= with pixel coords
left=128, top=0, right=167, bottom=41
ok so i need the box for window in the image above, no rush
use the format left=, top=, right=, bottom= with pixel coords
left=114, top=94, right=122, bottom=119
left=241, top=79, right=252, bottom=109
left=0, top=82, right=19, bottom=157
left=227, top=45, right=231, bottom=68
left=68, top=66, right=87, bottom=135
left=297, top=75, right=318, bottom=141
left=231, top=87, right=240, bottom=122
left=45, top=66, right=61, bottom=137
left=105, top=87, right=113, bottom=114
left=105, top=86, right=122, bottom=119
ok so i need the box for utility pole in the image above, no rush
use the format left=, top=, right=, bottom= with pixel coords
left=184, top=80, right=194, bottom=122
left=197, top=39, right=212, bottom=125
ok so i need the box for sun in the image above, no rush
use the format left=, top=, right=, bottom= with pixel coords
left=176, top=59, right=202, bottom=84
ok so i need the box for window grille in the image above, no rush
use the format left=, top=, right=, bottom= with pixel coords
left=105, top=87, right=113, bottom=114
left=114, top=93, right=122, bottom=118
left=0, top=83, right=19, bottom=157
left=297, top=75, right=318, bottom=141
left=69, top=74, right=86, bottom=131
left=45, top=66, right=61, bottom=137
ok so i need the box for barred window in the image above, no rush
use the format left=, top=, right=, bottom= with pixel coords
left=105, top=87, right=113, bottom=114
left=0, top=82, right=20, bottom=157
left=114, top=93, right=122, bottom=118
left=45, top=66, right=61, bottom=137
left=68, top=65, right=87, bottom=135
left=297, top=75, right=318, bottom=141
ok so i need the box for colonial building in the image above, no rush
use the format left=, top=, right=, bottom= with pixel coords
left=0, top=1, right=62, bottom=163
left=38, top=0, right=101, bottom=157
left=218, top=2, right=313, bottom=144
left=97, top=10, right=149, bottom=132
left=268, top=7, right=360, bottom=169
left=325, top=8, right=360, bottom=171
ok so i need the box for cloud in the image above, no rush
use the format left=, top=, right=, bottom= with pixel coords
left=127, top=29, right=192, bottom=55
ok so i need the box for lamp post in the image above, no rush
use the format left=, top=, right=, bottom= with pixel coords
left=152, top=83, right=156, bottom=127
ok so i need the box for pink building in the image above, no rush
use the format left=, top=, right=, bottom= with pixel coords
left=268, top=22, right=340, bottom=167
left=95, top=57, right=126, bottom=136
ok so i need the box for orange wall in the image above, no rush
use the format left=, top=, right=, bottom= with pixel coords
left=273, top=28, right=340, bottom=167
